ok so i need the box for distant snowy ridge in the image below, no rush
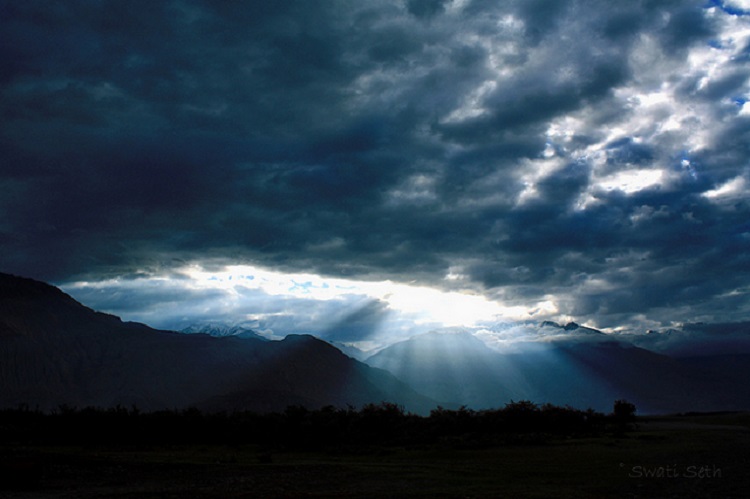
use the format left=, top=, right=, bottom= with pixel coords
left=180, top=322, right=267, bottom=341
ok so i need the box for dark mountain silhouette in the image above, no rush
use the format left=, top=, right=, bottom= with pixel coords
left=326, top=340, right=371, bottom=361
left=365, top=329, right=750, bottom=413
left=0, top=273, right=435, bottom=413
left=677, top=353, right=750, bottom=410
left=5, top=272, right=748, bottom=415
left=365, top=331, right=613, bottom=410
left=540, top=321, right=603, bottom=334
left=630, top=322, right=750, bottom=357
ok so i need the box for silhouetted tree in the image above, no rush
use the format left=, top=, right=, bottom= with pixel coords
left=502, top=400, right=540, bottom=432
left=612, top=399, right=636, bottom=432
left=0, top=401, right=609, bottom=449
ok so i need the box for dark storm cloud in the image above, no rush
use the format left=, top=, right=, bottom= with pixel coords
left=406, top=0, right=449, bottom=19
left=2, top=0, right=749, bottom=332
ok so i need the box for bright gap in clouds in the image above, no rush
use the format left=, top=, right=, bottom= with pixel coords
left=702, top=176, right=746, bottom=200
left=596, top=169, right=665, bottom=194
left=63, top=264, right=547, bottom=349
left=181, top=264, right=527, bottom=327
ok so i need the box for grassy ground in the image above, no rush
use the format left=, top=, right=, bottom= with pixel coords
left=2, top=413, right=749, bottom=498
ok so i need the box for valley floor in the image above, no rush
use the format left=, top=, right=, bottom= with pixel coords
left=2, top=413, right=749, bottom=499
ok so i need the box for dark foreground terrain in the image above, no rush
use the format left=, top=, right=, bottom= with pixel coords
left=1, top=409, right=749, bottom=498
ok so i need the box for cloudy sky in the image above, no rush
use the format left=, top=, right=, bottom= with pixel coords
left=2, top=0, right=750, bottom=346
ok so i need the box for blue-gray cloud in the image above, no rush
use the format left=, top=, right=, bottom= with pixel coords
left=1, top=0, right=749, bottom=332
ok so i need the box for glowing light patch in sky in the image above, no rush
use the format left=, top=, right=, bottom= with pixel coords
left=722, top=0, right=750, bottom=12
left=703, top=176, right=746, bottom=200
left=180, top=264, right=528, bottom=327
left=61, top=263, right=566, bottom=351
left=441, top=80, right=498, bottom=123
left=596, top=169, right=664, bottom=194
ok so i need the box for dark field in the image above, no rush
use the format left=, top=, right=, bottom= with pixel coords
left=1, top=411, right=749, bottom=498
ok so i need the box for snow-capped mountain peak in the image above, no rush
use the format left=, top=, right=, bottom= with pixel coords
left=180, top=322, right=267, bottom=340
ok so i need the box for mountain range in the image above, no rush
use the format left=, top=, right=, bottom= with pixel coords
left=366, top=325, right=750, bottom=413
left=0, top=272, right=434, bottom=413
left=1, top=272, right=749, bottom=415
left=180, top=322, right=268, bottom=341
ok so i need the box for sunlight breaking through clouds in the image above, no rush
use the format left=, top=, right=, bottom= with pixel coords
left=180, top=264, right=533, bottom=327
left=596, top=169, right=665, bottom=194
left=62, top=263, right=554, bottom=349
left=703, top=176, right=747, bottom=200
left=3, top=1, right=750, bottom=339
